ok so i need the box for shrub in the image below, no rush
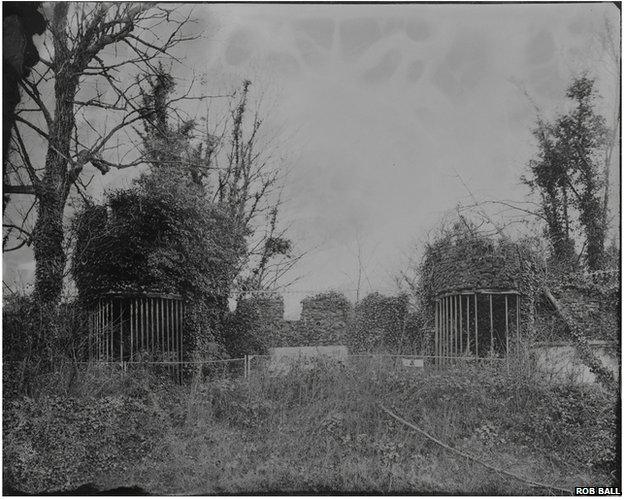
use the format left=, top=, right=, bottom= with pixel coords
left=3, top=394, right=171, bottom=493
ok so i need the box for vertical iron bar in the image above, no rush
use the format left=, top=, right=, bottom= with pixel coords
left=173, top=300, right=177, bottom=361
left=120, top=302, right=124, bottom=363
left=88, top=310, right=92, bottom=361
left=438, top=298, right=442, bottom=366
left=459, top=294, right=463, bottom=356
left=103, top=300, right=107, bottom=361
left=97, top=299, right=101, bottom=361
left=453, top=295, right=458, bottom=361
left=178, top=302, right=185, bottom=362
left=105, top=300, right=109, bottom=362
left=130, top=300, right=134, bottom=361
left=505, top=295, right=510, bottom=372
left=452, top=295, right=456, bottom=361
left=434, top=300, right=438, bottom=366
left=440, top=297, right=446, bottom=365
left=109, top=300, right=113, bottom=362
left=474, top=293, right=478, bottom=359
left=149, top=297, right=153, bottom=355
left=489, top=294, right=494, bottom=356
left=153, top=297, right=157, bottom=356
left=444, top=296, right=448, bottom=365
left=158, top=297, right=162, bottom=357
left=158, top=297, right=166, bottom=355
left=465, top=295, right=470, bottom=355
left=100, top=299, right=104, bottom=361
left=145, top=298, right=149, bottom=355
left=104, top=299, right=108, bottom=361
left=137, top=299, right=141, bottom=356
left=110, top=300, right=114, bottom=362
left=168, top=299, right=173, bottom=358
left=450, top=295, right=454, bottom=362
left=449, top=295, right=453, bottom=362
left=445, top=295, right=448, bottom=363
left=103, top=300, right=108, bottom=362
left=142, top=298, right=147, bottom=353
left=167, top=299, right=172, bottom=377
left=438, top=299, right=442, bottom=366
left=173, top=299, right=178, bottom=361
left=138, top=299, right=141, bottom=359
left=155, top=297, right=159, bottom=357
left=516, top=294, right=520, bottom=342
left=90, top=308, right=93, bottom=361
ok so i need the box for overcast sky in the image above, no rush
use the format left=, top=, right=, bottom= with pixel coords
left=4, top=2, right=620, bottom=318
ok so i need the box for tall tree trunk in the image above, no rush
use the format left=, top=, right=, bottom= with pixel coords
left=32, top=26, right=77, bottom=305
left=32, top=186, right=66, bottom=305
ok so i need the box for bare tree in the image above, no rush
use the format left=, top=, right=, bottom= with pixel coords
left=3, top=3, right=201, bottom=306
left=208, top=81, right=303, bottom=295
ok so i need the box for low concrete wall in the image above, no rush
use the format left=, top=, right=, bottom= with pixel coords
left=531, top=341, right=619, bottom=384
left=268, top=345, right=349, bottom=374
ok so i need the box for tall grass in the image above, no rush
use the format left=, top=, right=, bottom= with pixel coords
left=4, top=355, right=618, bottom=494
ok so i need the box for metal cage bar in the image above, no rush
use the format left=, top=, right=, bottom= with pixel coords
left=459, top=294, right=463, bottom=356
left=453, top=294, right=458, bottom=360
left=434, top=299, right=439, bottom=365
left=505, top=295, right=509, bottom=371
left=474, top=293, right=478, bottom=358
left=489, top=294, right=494, bottom=356
left=87, top=295, right=185, bottom=371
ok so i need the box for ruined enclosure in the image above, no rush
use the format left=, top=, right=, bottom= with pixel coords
left=434, top=290, right=521, bottom=362
left=421, top=229, right=540, bottom=364
left=87, top=293, right=185, bottom=363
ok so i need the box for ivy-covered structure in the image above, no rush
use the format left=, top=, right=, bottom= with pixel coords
left=419, top=226, right=541, bottom=363
left=72, top=168, right=244, bottom=366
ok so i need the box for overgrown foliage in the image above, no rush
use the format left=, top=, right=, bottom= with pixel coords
left=220, top=298, right=271, bottom=358
left=524, top=75, right=611, bottom=271
left=73, top=171, right=243, bottom=303
left=418, top=221, right=542, bottom=305
left=72, top=167, right=245, bottom=357
left=3, top=295, right=87, bottom=398
left=4, top=392, right=172, bottom=493
left=4, top=362, right=618, bottom=494
left=4, top=3, right=199, bottom=306
left=347, top=292, right=420, bottom=353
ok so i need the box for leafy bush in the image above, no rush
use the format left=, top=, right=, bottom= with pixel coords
left=72, top=170, right=244, bottom=302
left=347, top=292, right=418, bottom=353
left=220, top=300, right=270, bottom=358
left=3, top=395, right=171, bottom=493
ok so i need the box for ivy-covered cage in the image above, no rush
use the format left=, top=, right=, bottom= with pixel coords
left=420, top=225, right=541, bottom=365
left=87, top=292, right=185, bottom=364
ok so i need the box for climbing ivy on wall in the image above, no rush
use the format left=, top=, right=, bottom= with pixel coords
left=419, top=223, right=542, bottom=303
left=72, top=167, right=246, bottom=359
left=73, top=171, right=244, bottom=302
left=347, top=292, right=419, bottom=353
left=416, top=221, right=544, bottom=353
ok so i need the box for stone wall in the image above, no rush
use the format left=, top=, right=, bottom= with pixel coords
left=236, top=292, right=353, bottom=348
left=422, top=235, right=540, bottom=298
left=235, top=295, right=287, bottom=348
left=299, top=292, right=352, bottom=345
